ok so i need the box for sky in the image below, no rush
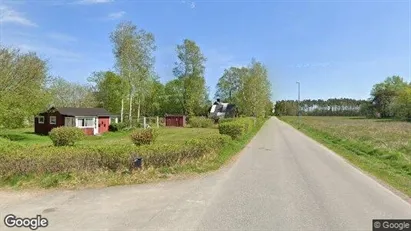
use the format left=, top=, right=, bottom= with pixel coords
left=0, top=0, right=410, bottom=101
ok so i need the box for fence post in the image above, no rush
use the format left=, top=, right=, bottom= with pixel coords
left=156, top=116, right=159, bottom=128
left=143, top=117, right=147, bottom=129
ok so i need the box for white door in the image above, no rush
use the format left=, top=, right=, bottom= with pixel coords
left=94, top=117, right=99, bottom=135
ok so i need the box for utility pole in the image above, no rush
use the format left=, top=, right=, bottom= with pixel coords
left=296, top=81, right=301, bottom=127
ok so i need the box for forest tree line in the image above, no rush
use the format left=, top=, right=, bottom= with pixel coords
left=275, top=98, right=368, bottom=116
left=0, top=21, right=273, bottom=129
left=274, top=76, right=411, bottom=119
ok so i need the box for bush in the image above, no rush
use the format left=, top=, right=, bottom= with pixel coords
left=219, top=118, right=235, bottom=124
left=188, top=117, right=214, bottom=128
left=130, top=128, right=158, bottom=146
left=236, top=118, right=255, bottom=133
left=218, top=117, right=256, bottom=139
left=0, top=137, right=25, bottom=153
left=49, top=127, right=84, bottom=146
left=109, top=122, right=127, bottom=132
left=218, top=121, right=245, bottom=139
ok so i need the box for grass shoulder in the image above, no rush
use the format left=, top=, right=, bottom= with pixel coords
left=278, top=116, right=411, bottom=197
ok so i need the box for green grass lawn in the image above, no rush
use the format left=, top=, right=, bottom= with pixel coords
left=279, top=116, right=411, bottom=197
left=0, top=118, right=268, bottom=189
left=0, top=127, right=219, bottom=147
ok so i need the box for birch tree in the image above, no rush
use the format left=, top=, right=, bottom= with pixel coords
left=215, top=59, right=272, bottom=117
left=110, top=21, right=156, bottom=125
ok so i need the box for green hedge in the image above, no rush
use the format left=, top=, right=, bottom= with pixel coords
left=188, top=117, right=214, bottom=128
left=0, top=137, right=25, bottom=153
left=0, top=133, right=232, bottom=178
left=218, top=118, right=235, bottom=124
left=218, top=117, right=257, bottom=139
left=49, top=127, right=84, bottom=146
left=109, top=122, right=127, bottom=132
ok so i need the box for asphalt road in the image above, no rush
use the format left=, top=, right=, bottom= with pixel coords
left=1, top=117, right=411, bottom=231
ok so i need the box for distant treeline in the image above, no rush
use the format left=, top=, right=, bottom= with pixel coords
left=274, top=98, right=368, bottom=116
left=275, top=76, right=411, bottom=119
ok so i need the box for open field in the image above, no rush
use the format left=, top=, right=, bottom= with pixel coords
left=0, top=127, right=218, bottom=147
left=279, top=116, right=411, bottom=197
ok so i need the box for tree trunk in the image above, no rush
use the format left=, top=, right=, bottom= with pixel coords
left=137, top=98, right=141, bottom=121
left=128, top=71, right=132, bottom=127
left=120, top=98, right=124, bottom=122
left=129, top=93, right=133, bottom=127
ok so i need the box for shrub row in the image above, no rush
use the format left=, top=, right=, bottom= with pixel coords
left=0, top=133, right=232, bottom=178
left=218, top=117, right=257, bottom=139
left=188, top=117, right=214, bottom=128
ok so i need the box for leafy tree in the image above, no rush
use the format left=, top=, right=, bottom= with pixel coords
left=173, top=39, right=207, bottom=116
left=0, top=47, right=50, bottom=128
left=215, top=67, right=243, bottom=102
left=48, top=77, right=98, bottom=108
left=217, top=60, right=271, bottom=117
left=141, top=76, right=165, bottom=116
left=88, top=71, right=125, bottom=114
left=393, top=85, right=411, bottom=119
left=110, top=21, right=156, bottom=125
left=162, top=79, right=184, bottom=115
left=370, top=76, right=408, bottom=118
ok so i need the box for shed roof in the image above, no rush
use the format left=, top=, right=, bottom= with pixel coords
left=43, top=107, right=116, bottom=117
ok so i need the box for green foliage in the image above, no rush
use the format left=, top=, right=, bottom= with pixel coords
left=173, top=39, right=208, bottom=116
left=0, top=133, right=231, bottom=178
left=189, top=117, right=214, bottom=128
left=218, top=118, right=235, bottom=124
left=142, top=78, right=166, bottom=116
left=0, top=47, right=50, bottom=128
left=215, top=60, right=271, bottom=118
left=218, top=117, right=255, bottom=139
left=370, top=76, right=408, bottom=118
left=88, top=71, right=125, bottom=114
left=49, top=127, right=84, bottom=146
left=215, top=67, right=243, bottom=102
left=130, top=128, right=158, bottom=146
left=48, top=77, right=98, bottom=108
left=109, top=122, right=127, bottom=132
left=392, top=85, right=411, bottom=119
left=0, top=137, right=25, bottom=153
left=161, top=79, right=184, bottom=115
left=218, top=122, right=245, bottom=139
left=110, top=21, right=156, bottom=124
left=274, top=98, right=369, bottom=117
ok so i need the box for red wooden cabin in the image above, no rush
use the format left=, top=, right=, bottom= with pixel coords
left=34, top=107, right=118, bottom=135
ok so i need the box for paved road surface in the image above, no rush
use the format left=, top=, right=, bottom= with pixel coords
left=1, top=117, right=411, bottom=231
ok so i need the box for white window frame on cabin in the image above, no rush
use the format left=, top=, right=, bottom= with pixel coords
left=49, top=116, right=57, bottom=125
left=38, top=116, right=45, bottom=124
left=75, top=117, right=95, bottom=128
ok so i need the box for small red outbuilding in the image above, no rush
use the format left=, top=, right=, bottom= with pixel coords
left=34, top=107, right=118, bottom=135
left=165, top=115, right=186, bottom=127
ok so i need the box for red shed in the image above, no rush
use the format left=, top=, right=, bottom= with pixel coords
left=165, top=115, right=186, bottom=127
left=34, top=107, right=118, bottom=136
